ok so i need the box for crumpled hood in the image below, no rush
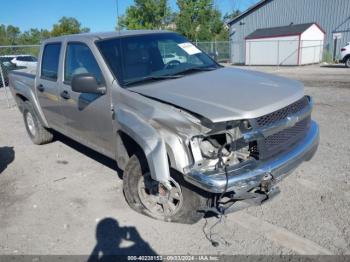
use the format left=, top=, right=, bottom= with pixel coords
left=130, top=67, right=304, bottom=123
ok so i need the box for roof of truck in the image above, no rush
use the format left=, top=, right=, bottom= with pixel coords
left=45, top=30, right=171, bottom=42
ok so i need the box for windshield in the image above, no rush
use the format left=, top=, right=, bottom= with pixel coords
left=96, top=33, right=219, bottom=87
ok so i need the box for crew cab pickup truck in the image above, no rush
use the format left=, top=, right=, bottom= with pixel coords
left=9, top=31, right=319, bottom=224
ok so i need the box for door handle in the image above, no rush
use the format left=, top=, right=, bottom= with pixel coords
left=60, top=90, right=71, bottom=100
left=37, top=84, right=45, bottom=92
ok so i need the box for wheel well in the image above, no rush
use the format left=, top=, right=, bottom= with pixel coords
left=344, top=54, right=350, bottom=61
left=118, top=130, right=172, bottom=169
left=118, top=131, right=143, bottom=157
left=118, top=131, right=149, bottom=173
left=15, top=94, right=28, bottom=111
left=16, top=94, right=28, bottom=102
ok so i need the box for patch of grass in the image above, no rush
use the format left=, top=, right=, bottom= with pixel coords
left=322, top=50, right=334, bottom=63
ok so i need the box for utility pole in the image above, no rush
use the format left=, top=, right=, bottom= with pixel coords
left=116, top=0, right=121, bottom=33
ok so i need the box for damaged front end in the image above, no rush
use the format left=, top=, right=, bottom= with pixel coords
left=185, top=120, right=255, bottom=174
left=182, top=96, right=319, bottom=213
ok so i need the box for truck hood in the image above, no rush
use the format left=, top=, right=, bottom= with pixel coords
left=130, top=67, right=304, bottom=123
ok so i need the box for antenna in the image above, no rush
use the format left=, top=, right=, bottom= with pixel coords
left=116, top=0, right=121, bottom=34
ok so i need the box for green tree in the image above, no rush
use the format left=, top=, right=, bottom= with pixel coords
left=210, top=9, right=227, bottom=40
left=117, top=0, right=171, bottom=30
left=51, top=17, right=90, bottom=37
left=0, top=25, right=8, bottom=45
left=19, top=28, right=51, bottom=45
left=6, top=25, right=21, bottom=45
left=215, top=9, right=242, bottom=41
left=0, top=17, right=88, bottom=49
left=0, top=25, right=21, bottom=45
left=223, top=9, right=241, bottom=23
left=175, top=0, right=226, bottom=41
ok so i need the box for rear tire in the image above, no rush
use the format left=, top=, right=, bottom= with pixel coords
left=123, top=154, right=209, bottom=224
left=22, top=101, right=53, bottom=145
left=345, top=57, right=350, bottom=68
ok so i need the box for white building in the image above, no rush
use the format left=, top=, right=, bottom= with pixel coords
left=245, top=23, right=325, bottom=66
left=228, top=0, right=350, bottom=64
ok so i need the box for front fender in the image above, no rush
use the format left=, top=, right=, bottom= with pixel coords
left=116, top=108, right=171, bottom=187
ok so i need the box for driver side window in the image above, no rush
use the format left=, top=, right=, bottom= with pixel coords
left=64, top=43, right=103, bottom=85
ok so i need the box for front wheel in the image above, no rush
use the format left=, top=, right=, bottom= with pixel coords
left=123, top=154, right=209, bottom=224
left=345, top=57, right=350, bottom=68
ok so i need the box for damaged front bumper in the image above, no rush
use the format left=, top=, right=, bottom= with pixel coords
left=184, top=121, right=319, bottom=194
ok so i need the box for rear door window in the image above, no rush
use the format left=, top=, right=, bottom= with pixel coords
left=41, top=43, right=61, bottom=81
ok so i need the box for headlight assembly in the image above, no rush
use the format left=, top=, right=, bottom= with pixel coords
left=187, top=121, right=253, bottom=173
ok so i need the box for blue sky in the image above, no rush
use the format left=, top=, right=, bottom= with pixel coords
left=1, top=0, right=258, bottom=32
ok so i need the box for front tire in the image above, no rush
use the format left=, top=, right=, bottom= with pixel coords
left=345, top=57, right=350, bottom=68
left=123, top=154, right=209, bottom=224
left=22, top=101, right=53, bottom=145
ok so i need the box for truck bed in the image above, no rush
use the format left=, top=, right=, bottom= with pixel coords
left=9, top=68, right=36, bottom=86
left=8, top=68, right=36, bottom=108
left=11, top=66, right=36, bottom=77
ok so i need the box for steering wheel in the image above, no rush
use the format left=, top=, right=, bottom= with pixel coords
left=164, top=60, right=181, bottom=70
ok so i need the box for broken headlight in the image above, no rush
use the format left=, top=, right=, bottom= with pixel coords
left=186, top=121, right=253, bottom=172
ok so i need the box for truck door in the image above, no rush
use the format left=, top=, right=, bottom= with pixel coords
left=58, top=42, right=114, bottom=157
left=36, top=43, right=66, bottom=128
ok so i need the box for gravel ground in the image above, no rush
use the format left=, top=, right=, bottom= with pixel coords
left=0, top=64, right=349, bottom=256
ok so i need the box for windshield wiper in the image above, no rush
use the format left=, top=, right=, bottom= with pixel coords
left=123, top=66, right=218, bottom=86
left=124, top=75, right=183, bottom=87
left=172, top=66, right=218, bottom=76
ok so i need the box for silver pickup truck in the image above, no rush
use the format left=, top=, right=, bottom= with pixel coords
left=9, top=31, right=319, bottom=224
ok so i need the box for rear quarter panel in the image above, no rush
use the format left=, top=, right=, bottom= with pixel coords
left=9, top=70, right=49, bottom=127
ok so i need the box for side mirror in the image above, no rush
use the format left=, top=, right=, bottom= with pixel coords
left=71, top=73, right=106, bottom=94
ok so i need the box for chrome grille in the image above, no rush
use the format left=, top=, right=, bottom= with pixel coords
left=256, top=96, right=309, bottom=127
left=265, top=118, right=309, bottom=146
left=250, top=96, right=312, bottom=160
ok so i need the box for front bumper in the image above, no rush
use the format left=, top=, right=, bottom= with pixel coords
left=184, top=121, right=319, bottom=194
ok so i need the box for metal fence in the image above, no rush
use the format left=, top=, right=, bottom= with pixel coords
left=196, top=41, right=231, bottom=63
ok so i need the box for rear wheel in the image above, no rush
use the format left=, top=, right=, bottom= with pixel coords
left=345, top=57, right=350, bottom=68
left=123, top=154, right=209, bottom=224
left=23, top=101, right=53, bottom=145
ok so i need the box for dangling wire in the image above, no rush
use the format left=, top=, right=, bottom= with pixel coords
left=202, top=210, right=231, bottom=247
left=202, top=132, right=234, bottom=247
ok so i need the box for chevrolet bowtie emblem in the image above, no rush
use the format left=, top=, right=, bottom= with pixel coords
left=286, top=115, right=299, bottom=127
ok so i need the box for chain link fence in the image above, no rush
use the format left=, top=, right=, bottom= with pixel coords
left=196, top=41, right=231, bottom=63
